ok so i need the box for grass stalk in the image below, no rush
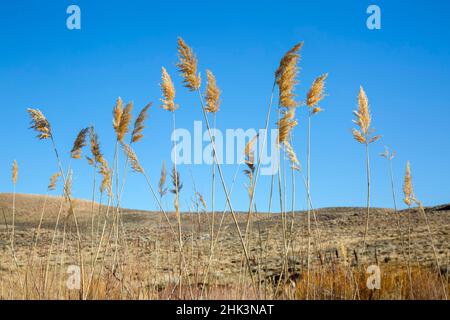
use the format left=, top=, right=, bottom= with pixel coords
left=196, top=89, right=258, bottom=296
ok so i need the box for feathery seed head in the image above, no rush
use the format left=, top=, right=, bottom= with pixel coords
left=403, top=161, right=413, bottom=206
left=283, top=141, right=301, bottom=171
left=48, top=172, right=61, bottom=191
left=89, top=127, right=103, bottom=164
left=196, top=192, right=207, bottom=210
left=71, top=127, right=89, bottom=159
left=158, top=160, right=168, bottom=198
left=275, top=42, right=303, bottom=108
left=112, top=97, right=123, bottom=133
left=170, top=165, right=183, bottom=194
left=12, top=160, right=18, bottom=185
left=277, top=108, right=298, bottom=144
left=354, top=86, right=371, bottom=135
left=244, top=134, right=258, bottom=175
left=64, top=170, right=73, bottom=201
left=312, top=107, right=324, bottom=115
left=27, top=108, right=52, bottom=140
left=117, top=101, right=133, bottom=142
left=307, top=73, right=328, bottom=109
left=275, top=42, right=303, bottom=80
left=99, top=159, right=113, bottom=198
left=121, top=142, right=144, bottom=173
left=176, top=37, right=201, bottom=91
left=131, top=103, right=152, bottom=143
left=243, top=135, right=259, bottom=199
left=352, top=86, right=380, bottom=145
left=160, top=67, right=178, bottom=112
left=352, top=129, right=366, bottom=144
left=205, top=70, right=221, bottom=113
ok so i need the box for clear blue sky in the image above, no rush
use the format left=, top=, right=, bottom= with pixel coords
left=1, top=0, right=449, bottom=212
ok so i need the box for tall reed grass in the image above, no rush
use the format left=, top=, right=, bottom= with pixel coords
left=1, top=39, right=447, bottom=301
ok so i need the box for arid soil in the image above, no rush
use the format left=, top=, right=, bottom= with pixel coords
left=1, top=193, right=449, bottom=289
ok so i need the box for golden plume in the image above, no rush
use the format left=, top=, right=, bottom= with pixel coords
left=99, top=159, right=113, bottom=198
left=12, top=160, right=18, bottom=185
left=112, top=97, right=123, bottom=133
left=71, top=127, right=89, bottom=159
left=117, top=101, right=133, bottom=142
left=354, top=87, right=370, bottom=135
left=176, top=37, right=201, bottom=91
left=121, top=142, right=144, bottom=173
left=196, top=192, right=207, bottom=211
left=277, top=108, right=298, bottom=144
left=131, top=103, right=152, bottom=143
left=89, top=126, right=103, bottom=164
left=307, top=73, right=328, bottom=112
left=205, top=70, right=221, bottom=113
left=283, top=141, right=301, bottom=171
left=352, top=129, right=366, bottom=144
left=243, top=134, right=259, bottom=198
left=27, top=108, right=52, bottom=140
left=48, top=172, right=61, bottom=191
left=403, top=161, right=414, bottom=206
left=160, top=67, right=178, bottom=112
left=352, top=86, right=381, bottom=145
left=170, top=165, right=183, bottom=194
left=244, top=134, right=259, bottom=168
left=64, top=170, right=73, bottom=202
left=275, top=42, right=303, bottom=108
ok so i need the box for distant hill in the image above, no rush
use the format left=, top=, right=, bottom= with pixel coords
left=0, top=193, right=448, bottom=219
